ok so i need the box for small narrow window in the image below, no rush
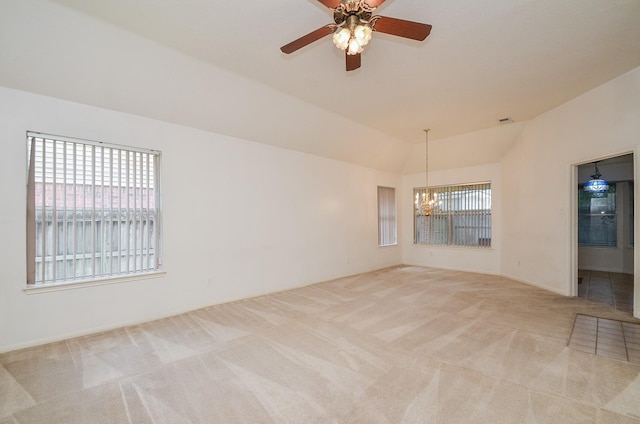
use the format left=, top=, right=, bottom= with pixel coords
left=26, top=132, right=162, bottom=286
left=377, top=186, right=397, bottom=246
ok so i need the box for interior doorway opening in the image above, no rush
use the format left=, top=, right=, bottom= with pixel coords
left=575, top=153, right=635, bottom=316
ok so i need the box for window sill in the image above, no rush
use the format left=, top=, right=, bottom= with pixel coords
left=24, top=271, right=166, bottom=295
left=413, top=243, right=493, bottom=251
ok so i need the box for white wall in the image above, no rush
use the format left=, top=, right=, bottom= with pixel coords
left=400, top=123, right=522, bottom=275
left=501, top=67, right=640, bottom=298
left=0, top=0, right=413, bottom=173
left=401, top=162, right=502, bottom=275
left=399, top=67, right=639, bottom=315
left=2, top=0, right=639, bottom=347
left=402, top=123, right=525, bottom=175
left=0, top=88, right=402, bottom=352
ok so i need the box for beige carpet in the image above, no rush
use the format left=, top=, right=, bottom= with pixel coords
left=2, top=266, right=640, bottom=423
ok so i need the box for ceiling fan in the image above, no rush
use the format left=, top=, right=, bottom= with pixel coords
left=280, top=0, right=432, bottom=71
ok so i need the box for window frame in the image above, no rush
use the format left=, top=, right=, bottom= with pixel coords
left=26, top=131, right=163, bottom=288
left=413, top=182, right=492, bottom=248
left=578, top=182, right=617, bottom=248
left=377, top=186, right=397, bottom=247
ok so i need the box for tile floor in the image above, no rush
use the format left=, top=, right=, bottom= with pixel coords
left=569, top=314, right=640, bottom=364
left=578, top=270, right=634, bottom=314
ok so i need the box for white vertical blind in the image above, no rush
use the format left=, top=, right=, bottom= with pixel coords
left=26, top=132, right=162, bottom=285
left=377, top=186, right=397, bottom=246
left=578, top=183, right=617, bottom=247
left=414, top=182, right=491, bottom=248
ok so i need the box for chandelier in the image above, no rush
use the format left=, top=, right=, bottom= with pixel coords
left=583, top=161, right=609, bottom=197
left=331, top=2, right=375, bottom=55
left=416, top=129, right=437, bottom=216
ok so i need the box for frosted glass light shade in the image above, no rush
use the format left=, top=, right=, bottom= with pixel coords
left=332, top=28, right=351, bottom=50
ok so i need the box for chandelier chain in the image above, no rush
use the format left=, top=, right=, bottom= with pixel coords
left=424, top=129, right=429, bottom=188
left=420, top=129, right=436, bottom=216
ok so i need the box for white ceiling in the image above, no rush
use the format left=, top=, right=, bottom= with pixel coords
left=2, top=0, right=640, bottom=171
left=51, top=0, right=640, bottom=143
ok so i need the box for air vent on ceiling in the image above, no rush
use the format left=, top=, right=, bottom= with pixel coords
left=498, top=117, right=513, bottom=124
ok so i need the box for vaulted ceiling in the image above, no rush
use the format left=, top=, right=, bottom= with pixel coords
left=2, top=0, right=640, bottom=172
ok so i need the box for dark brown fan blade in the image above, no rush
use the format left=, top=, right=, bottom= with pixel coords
left=364, top=0, right=386, bottom=7
left=346, top=52, right=361, bottom=71
left=372, top=16, right=432, bottom=41
left=317, top=0, right=341, bottom=8
left=280, top=25, right=335, bottom=54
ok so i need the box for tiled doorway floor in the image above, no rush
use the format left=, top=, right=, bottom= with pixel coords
left=578, top=270, right=634, bottom=314
left=569, top=314, right=640, bottom=364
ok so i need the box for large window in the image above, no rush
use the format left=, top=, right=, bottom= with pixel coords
left=26, top=132, right=162, bottom=286
left=414, top=182, right=491, bottom=248
left=377, top=186, right=397, bottom=246
left=578, top=183, right=616, bottom=247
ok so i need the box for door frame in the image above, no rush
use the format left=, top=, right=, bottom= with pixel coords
left=569, top=149, right=639, bottom=319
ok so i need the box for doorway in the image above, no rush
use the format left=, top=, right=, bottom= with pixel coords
left=574, top=153, right=636, bottom=317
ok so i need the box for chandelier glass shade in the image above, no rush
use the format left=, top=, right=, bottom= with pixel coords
left=417, top=191, right=437, bottom=216
left=583, top=162, right=609, bottom=197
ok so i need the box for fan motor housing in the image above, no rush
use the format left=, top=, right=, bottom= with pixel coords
left=333, top=1, right=374, bottom=25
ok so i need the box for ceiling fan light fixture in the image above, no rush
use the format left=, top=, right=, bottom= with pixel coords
left=280, top=0, right=432, bottom=71
left=332, top=27, right=351, bottom=50
left=354, top=24, right=372, bottom=46
left=348, top=37, right=364, bottom=55
left=333, top=22, right=372, bottom=54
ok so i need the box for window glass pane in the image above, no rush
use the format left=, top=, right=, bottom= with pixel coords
left=578, top=184, right=616, bottom=247
left=27, top=132, right=162, bottom=285
left=414, top=183, right=491, bottom=248
left=378, top=186, right=397, bottom=246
